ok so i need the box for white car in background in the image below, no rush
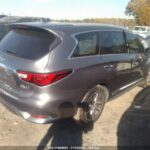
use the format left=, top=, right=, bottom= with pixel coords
left=133, top=26, right=150, bottom=37
left=137, top=34, right=150, bottom=50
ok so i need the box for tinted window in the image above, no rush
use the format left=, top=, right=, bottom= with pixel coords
left=73, top=32, right=98, bottom=57
left=0, top=29, right=55, bottom=60
left=99, top=31, right=126, bottom=55
left=126, top=32, right=144, bottom=53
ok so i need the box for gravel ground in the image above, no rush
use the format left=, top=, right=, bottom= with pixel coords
left=0, top=87, right=150, bottom=149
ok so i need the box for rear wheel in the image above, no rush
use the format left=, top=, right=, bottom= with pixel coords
left=79, top=85, right=109, bottom=124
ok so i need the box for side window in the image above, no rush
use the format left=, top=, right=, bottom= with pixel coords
left=126, top=32, right=145, bottom=53
left=73, top=32, right=98, bottom=57
left=99, top=31, right=126, bottom=55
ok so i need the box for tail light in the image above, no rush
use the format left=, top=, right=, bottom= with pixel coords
left=17, top=70, right=72, bottom=86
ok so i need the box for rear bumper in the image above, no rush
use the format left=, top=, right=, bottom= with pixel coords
left=0, top=89, right=77, bottom=124
left=0, top=97, right=56, bottom=124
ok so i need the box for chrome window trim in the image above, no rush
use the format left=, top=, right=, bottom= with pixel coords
left=99, top=53, right=130, bottom=56
left=112, top=78, right=144, bottom=95
left=68, top=29, right=125, bottom=60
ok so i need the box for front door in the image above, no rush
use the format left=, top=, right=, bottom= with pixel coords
left=125, top=32, right=148, bottom=82
left=99, top=30, right=132, bottom=94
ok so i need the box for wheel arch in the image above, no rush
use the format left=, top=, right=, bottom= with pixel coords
left=97, top=82, right=110, bottom=100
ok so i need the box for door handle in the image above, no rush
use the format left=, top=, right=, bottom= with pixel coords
left=104, top=65, right=114, bottom=70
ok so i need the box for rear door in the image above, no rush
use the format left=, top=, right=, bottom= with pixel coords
left=125, top=32, right=148, bottom=82
left=99, top=30, right=132, bottom=94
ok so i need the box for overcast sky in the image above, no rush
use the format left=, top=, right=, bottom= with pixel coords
left=0, top=0, right=130, bottom=19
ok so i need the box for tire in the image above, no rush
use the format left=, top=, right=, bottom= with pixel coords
left=79, top=85, right=109, bottom=124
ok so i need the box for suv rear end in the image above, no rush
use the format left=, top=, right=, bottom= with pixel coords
left=0, top=24, right=75, bottom=124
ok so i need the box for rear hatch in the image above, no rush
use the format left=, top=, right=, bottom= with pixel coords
left=0, top=25, right=57, bottom=98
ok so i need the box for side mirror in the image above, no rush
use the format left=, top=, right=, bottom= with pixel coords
left=145, top=48, right=150, bottom=56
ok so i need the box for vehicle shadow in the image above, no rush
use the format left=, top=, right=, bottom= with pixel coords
left=37, top=118, right=93, bottom=150
left=117, top=87, right=150, bottom=149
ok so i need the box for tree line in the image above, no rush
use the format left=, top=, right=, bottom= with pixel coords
left=55, top=18, right=135, bottom=29
left=0, top=0, right=149, bottom=28
left=56, top=0, right=150, bottom=28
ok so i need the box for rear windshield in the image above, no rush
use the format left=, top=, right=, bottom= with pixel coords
left=0, top=29, right=55, bottom=60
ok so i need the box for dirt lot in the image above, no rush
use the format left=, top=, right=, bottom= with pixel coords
left=0, top=87, right=150, bottom=149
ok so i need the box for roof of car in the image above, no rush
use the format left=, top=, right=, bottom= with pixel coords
left=9, top=22, right=129, bottom=37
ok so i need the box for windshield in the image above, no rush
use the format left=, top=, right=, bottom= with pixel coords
left=134, top=27, right=147, bottom=31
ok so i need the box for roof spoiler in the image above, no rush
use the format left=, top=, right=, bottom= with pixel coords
left=8, top=23, right=50, bottom=32
left=7, top=23, right=62, bottom=40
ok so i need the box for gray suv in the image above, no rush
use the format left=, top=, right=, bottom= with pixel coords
left=0, top=23, right=148, bottom=124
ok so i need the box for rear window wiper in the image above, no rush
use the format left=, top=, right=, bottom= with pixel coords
left=5, top=50, right=18, bottom=56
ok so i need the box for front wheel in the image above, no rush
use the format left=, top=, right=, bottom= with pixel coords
left=79, top=85, right=109, bottom=124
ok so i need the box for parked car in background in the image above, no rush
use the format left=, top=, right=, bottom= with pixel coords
left=0, top=16, right=51, bottom=24
left=0, top=23, right=149, bottom=124
left=0, top=16, right=51, bottom=41
left=133, top=26, right=150, bottom=37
